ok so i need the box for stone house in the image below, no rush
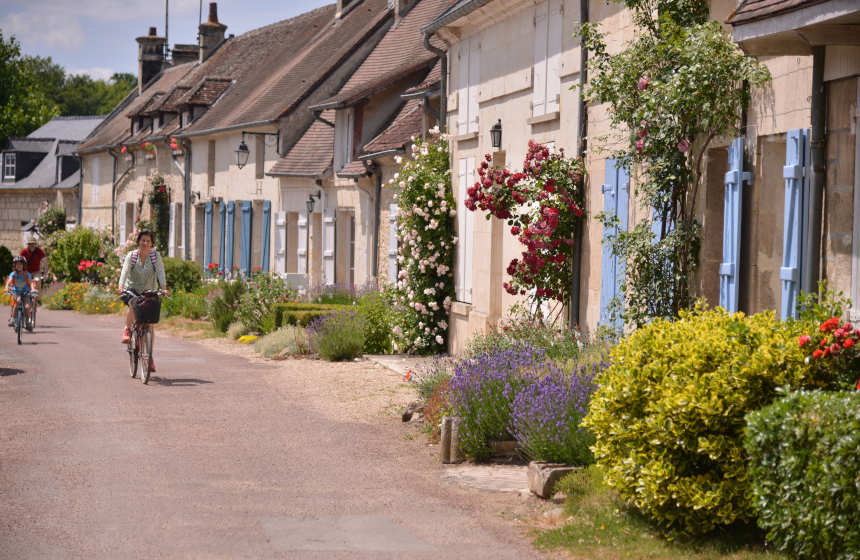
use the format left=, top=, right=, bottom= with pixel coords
left=427, top=0, right=859, bottom=352
left=0, top=116, right=103, bottom=250
left=78, top=0, right=394, bottom=272
left=268, top=0, right=446, bottom=290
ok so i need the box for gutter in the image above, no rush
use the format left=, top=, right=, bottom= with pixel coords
left=422, top=33, right=447, bottom=133
left=421, top=0, right=492, bottom=36
left=805, top=46, right=826, bottom=293
left=569, top=0, right=589, bottom=329
left=357, top=148, right=404, bottom=160
left=173, top=119, right=275, bottom=140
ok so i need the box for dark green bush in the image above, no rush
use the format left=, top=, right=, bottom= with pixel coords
left=583, top=307, right=828, bottom=537
left=0, top=246, right=12, bottom=279
left=273, top=303, right=351, bottom=328
left=357, top=291, right=392, bottom=354
left=208, top=278, right=246, bottom=332
left=163, top=257, right=202, bottom=293
left=745, top=390, right=860, bottom=560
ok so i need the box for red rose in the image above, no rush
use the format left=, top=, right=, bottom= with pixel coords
left=856, top=378, right=860, bottom=390
left=798, top=335, right=811, bottom=347
left=813, top=349, right=823, bottom=358
left=844, top=338, right=855, bottom=349
left=830, top=343, right=841, bottom=354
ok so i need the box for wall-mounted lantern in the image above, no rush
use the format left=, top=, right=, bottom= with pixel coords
left=235, top=130, right=280, bottom=169
left=490, top=119, right=502, bottom=150
left=306, top=190, right=321, bottom=214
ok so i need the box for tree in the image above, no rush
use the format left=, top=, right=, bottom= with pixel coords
left=0, top=32, right=59, bottom=146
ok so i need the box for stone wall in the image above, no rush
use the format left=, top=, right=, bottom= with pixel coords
left=0, top=191, right=54, bottom=251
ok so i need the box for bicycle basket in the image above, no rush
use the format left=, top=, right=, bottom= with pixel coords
left=131, top=294, right=161, bottom=324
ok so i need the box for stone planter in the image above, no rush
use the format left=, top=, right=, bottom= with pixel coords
left=528, top=461, right=581, bottom=498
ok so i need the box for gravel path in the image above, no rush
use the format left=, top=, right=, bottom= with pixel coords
left=0, top=309, right=557, bottom=559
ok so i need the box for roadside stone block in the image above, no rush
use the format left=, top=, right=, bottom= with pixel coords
left=528, top=461, right=580, bottom=498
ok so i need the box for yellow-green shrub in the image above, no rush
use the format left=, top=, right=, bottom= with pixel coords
left=45, top=282, right=89, bottom=310
left=583, top=307, right=826, bottom=537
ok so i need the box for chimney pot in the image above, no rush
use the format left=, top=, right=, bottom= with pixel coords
left=208, top=2, right=219, bottom=23
left=149, top=26, right=157, bottom=36
left=199, top=2, right=227, bottom=62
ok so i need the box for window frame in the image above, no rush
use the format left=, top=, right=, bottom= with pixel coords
left=3, top=152, right=16, bottom=180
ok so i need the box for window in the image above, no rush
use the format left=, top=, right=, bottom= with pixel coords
left=3, top=153, right=15, bottom=180
left=532, top=0, right=562, bottom=117
left=456, top=157, right=475, bottom=302
left=334, top=108, right=354, bottom=171
left=456, top=36, right=480, bottom=135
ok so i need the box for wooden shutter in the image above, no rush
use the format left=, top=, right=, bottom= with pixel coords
left=218, top=202, right=226, bottom=273
left=467, top=37, right=480, bottom=134
left=297, top=211, right=308, bottom=275
left=274, top=211, right=286, bottom=275
left=464, top=158, right=475, bottom=302
left=456, top=158, right=467, bottom=301
left=388, top=203, right=398, bottom=283
left=600, top=159, right=629, bottom=330
left=532, top=1, right=548, bottom=117
left=546, top=0, right=562, bottom=113
left=204, top=201, right=213, bottom=267
left=781, top=128, right=810, bottom=320
left=720, top=137, right=750, bottom=313
left=323, top=208, right=336, bottom=286
left=261, top=200, right=271, bottom=273
left=168, top=202, right=178, bottom=258
left=225, top=201, right=235, bottom=273
left=240, top=201, right=252, bottom=276
left=457, top=42, right=469, bottom=134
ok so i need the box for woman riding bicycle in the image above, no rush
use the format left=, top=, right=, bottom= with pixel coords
left=118, top=230, right=169, bottom=371
left=5, top=256, right=36, bottom=327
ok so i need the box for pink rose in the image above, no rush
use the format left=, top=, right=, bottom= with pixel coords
left=677, top=139, right=691, bottom=153
left=638, top=76, right=650, bottom=91
left=636, top=140, right=644, bottom=153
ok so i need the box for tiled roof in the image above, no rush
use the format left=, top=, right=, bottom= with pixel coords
left=135, top=92, right=165, bottom=115
left=267, top=112, right=334, bottom=177
left=361, top=98, right=423, bottom=155
left=79, top=62, right=196, bottom=152
left=338, top=160, right=369, bottom=177
left=156, top=86, right=191, bottom=112
left=423, top=0, right=488, bottom=35
left=182, top=0, right=392, bottom=134
left=28, top=116, right=104, bottom=140
left=177, top=77, right=232, bottom=106
left=728, top=0, right=826, bottom=23
left=403, top=59, right=441, bottom=96
left=316, top=0, right=448, bottom=107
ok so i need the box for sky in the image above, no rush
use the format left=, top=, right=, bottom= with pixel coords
left=0, top=0, right=333, bottom=81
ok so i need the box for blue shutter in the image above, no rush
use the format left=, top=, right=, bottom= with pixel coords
left=780, top=129, right=809, bottom=320
left=719, top=137, right=751, bottom=313
left=218, top=201, right=226, bottom=274
left=615, top=163, right=629, bottom=333
left=261, top=200, right=271, bottom=273
left=240, top=200, right=252, bottom=276
left=225, top=201, right=235, bottom=273
left=204, top=201, right=213, bottom=267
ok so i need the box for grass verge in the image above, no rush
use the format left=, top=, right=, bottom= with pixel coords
left=159, top=316, right=224, bottom=339
left=534, top=466, right=785, bottom=560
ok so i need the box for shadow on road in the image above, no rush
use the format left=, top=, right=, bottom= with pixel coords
left=21, top=341, right=59, bottom=345
left=0, top=368, right=25, bottom=376
left=152, top=376, right=214, bottom=387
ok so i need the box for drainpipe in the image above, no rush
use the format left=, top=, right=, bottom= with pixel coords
left=362, top=160, right=382, bottom=282
left=169, top=139, right=192, bottom=260
left=805, top=46, right=826, bottom=293
left=108, top=147, right=136, bottom=241
left=423, top=33, right=447, bottom=133
left=569, top=0, right=589, bottom=329
left=75, top=154, right=83, bottom=227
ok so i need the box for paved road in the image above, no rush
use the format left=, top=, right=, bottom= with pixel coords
left=0, top=310, right=543, bottom=559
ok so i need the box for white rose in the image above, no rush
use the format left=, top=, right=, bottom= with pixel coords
left=435, top=335, right=444, bottom=344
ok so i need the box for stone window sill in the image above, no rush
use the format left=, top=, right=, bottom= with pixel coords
left=451, top=301, right=472, bottom=316
left=454, top=131, right=479, bottom=143
left=527, top=111, right=560, bottom=126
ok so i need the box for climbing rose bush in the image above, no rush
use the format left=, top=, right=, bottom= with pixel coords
left=391, top=129, right=456, bottom=354
left=797, top=316, right=860, bottom=390
left=465, top=140, right=585, bottom=308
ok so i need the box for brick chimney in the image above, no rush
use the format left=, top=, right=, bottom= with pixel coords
left=172, top=44, right=199, bottom=66
left=199, top=2, right=227, bottom=62
left=136, top=27, right=166, bottom=94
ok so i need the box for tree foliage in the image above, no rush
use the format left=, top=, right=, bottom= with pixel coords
left=0, top=32, right=59, bottom=146
left=580, top=0, right=770, bottom=326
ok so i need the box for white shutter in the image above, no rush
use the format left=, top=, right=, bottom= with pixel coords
left=467, top=37, right=480, bottom=133
left=323, top=208, right=336, bottom=286
left=168, top=202, right=177, bottom=258
left=457, top=42, right=469, bottom=135
left=388, top=203, right=398, bottom=283
left=532, top=1, right=549, bottom=117
left=274, top=211, right=286, bottom=275
left=297, top=211, right=308, bottom=274
left=119, top=202, right=127, bottom=248
left=456, top=158, right=467, bottom=302
left=464, top=158, right=475, bottom=303
left=177, top=202, right=184, bottom=257
left=546, top=0, right=562, bottom=113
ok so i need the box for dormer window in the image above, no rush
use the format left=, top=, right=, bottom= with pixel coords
left=3, top=153, right=16, bottom=181
left=153, top=114, right=161, bottom=130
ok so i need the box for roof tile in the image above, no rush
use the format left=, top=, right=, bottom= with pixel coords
left=728, top=0, right=826, bottom=23
left=268, top=111, right=335, bottom=177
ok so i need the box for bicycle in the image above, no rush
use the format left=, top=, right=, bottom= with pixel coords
left=6, top=291, right=32, bottom=345
left=122, top=289, right=164, bottom=384
left=26, top=289, right=38, bottom=331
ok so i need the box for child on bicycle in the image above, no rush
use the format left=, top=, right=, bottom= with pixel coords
left=5, top=256, right=36, bottom=327
left=118, top=230, right=169, bottom=371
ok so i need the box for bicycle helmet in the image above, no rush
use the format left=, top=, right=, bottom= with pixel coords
left=12, top=255, right=27, bottom=266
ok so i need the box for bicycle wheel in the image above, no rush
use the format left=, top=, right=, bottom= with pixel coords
left=128, top=329, right=138, bottom=378
left=139, top=326, right=153, bottom=384
left=27, top=298, right=35, bottom=331
left=15, top=306, right=22, bottom=345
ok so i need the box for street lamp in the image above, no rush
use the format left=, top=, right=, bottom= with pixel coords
left=235, top=139, right=250, bottom=169
left=306, top=190, right=321, bottom=214
left=490, top=119, right=502, bottom=149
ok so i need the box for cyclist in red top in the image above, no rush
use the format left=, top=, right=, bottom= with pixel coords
left=20, top=237, right=46, bottom=284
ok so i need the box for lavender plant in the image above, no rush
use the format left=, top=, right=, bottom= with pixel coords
left=446, top=344, right=547, bottom=460
left=307, top=308, right=366, bottom=361
left=511, top=360, right=603, bottom=465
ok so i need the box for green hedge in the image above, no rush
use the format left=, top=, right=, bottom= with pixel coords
left=745, top=390, right=860, bottom=559
left=272, top=303, right=351, bottom=328
left=583, top=307, right=827, bottom=537
left=163, top=257, right=202, bottom=293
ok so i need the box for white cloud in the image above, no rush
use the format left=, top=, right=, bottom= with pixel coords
left=0, top=11, right=85, bottom=50
left=67, top=66, right=116, bottom=81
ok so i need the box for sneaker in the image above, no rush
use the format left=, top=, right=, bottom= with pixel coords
left=149, top=359, right=156, bottom=373
left=7, top=317, right=13, bottom=327
left=122, top=327, right=131, bottom=344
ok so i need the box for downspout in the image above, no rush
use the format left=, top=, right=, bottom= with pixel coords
left=362, top=160, right=382, bottom=282
left=570, top=0, right=589, bottom=329
left=805, top=46, right=826, bottom=293
left=423, top=33, right=447, bottom=133
left=168, top=139, right=192, bottom=260
left=108, top=147, right=136, bottom=241
left=75, top=154, right=83, bottom=227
